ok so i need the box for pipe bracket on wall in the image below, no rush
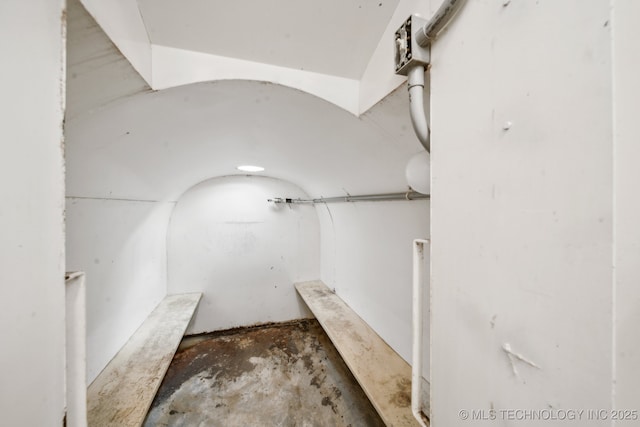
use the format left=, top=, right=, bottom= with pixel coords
left=394, top=15, right=430, bottom=76
left=395, top=15, right=431, bottom=151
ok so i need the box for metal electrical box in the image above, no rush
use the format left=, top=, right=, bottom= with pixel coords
left=394, top=15, right=430, bottom=76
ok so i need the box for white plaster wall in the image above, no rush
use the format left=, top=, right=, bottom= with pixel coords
left=168, top=176, right=319, bottom=333
left=318, top=201, right=429, bottom=366
left=430, top=1, right=614, bottom=425
left=612, top=0, right=640, bottom=414
left=0, top=1, right=66, bottom=425
left=66, top=199, right=172, bottom=383
left=65, top=0, right=169, bottom=384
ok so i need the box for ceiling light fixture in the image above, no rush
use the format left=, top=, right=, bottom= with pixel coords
left=236, top=165, right=265, bottom=173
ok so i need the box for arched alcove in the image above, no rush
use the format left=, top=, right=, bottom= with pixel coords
left=65, top=75, right=425, bottom=383
left=167, top=175, right=320, bottom=333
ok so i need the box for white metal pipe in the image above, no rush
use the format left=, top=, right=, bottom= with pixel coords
left=408, top=66, right=430, bottom=152
left=267, top=191, right=429, bottom=205
left=415, top=0, right=466, bottom=47
left=412, top=239, right=430, bottom=426
left=65, top=271, right=87, bottom=427
left=407, top=0, right=467, bottom=151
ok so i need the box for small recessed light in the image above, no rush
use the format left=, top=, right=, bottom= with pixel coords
left=237, top=165, right=265, bottom=172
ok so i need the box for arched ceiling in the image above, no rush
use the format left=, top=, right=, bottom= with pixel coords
left=136, top=0, right=399, bottom=80
left=66, top=80, right=422, bottom=202
left=66, top=0, right=425, bottom=202
left=77, top=0, right=431, bottom=114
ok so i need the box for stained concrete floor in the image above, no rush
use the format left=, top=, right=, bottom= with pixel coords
left=144, top=319, right=385, bottom=427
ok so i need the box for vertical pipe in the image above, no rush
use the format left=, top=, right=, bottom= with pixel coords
left=407, top=0, right=467, bottom=151
left=65, top=272, right=88, bottom=427
left=408, top=66, right=430, bottom=152
left=412, top=239, right=430, bottom=426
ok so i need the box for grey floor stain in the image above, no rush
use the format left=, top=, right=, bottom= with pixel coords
left=144, top=319, right=385, bottom=427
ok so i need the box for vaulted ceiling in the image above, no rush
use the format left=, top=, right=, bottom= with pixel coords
left=67, top=0, right=430, bottom=200
left=78, top=0, right=430, bottom=114
left=136, top=0, right=399, bottom=79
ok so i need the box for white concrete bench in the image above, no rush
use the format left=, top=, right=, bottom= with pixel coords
left=87, top=293, right=202, bottom=427
left=295, top=281, right=422, bottom=427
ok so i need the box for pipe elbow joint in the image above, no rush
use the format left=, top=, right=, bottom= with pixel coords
left=407, top=66, right=430, bottom=152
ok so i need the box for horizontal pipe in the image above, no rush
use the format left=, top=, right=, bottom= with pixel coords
left=268, top=191, right=429, bottom=205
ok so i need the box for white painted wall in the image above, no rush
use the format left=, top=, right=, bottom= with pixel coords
left=612, top=0, right=640, bottom=415
left=66, top=198, right=172, bottom=383
left=318, top=200, right=429, bottom=365
left=430, top=0, right=617, bottom=425
left=0, top=1, right=66, bottom=425
left=65, top=0, right=169, bottom=384
left=168, top=176, right=319, bottom=333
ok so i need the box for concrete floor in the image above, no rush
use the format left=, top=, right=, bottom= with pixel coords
left=144, top=319, right=385, bottom=427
